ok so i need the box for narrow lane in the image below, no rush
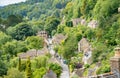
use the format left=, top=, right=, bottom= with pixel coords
left=47, top=38, right=70, bottom=78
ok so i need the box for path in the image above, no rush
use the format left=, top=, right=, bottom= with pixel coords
left=47, top=38, right=70, bottom=78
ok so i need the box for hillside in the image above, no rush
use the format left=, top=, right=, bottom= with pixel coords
left=0, top=0, right=70, bottom=20
left=0, top=0, right=120, bottom=78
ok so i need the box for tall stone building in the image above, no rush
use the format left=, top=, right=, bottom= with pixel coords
left=37, top=31, right=48, bottom=39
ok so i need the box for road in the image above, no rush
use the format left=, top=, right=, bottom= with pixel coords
left=47, top=38, right=70, bottom=78
left=60, top=60, right=70, bottom=78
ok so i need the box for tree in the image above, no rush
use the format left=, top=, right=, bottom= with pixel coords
left=0, top=60, right=8, bottom=76
left=33, top=67, right=46, bottom=78
left=49, top=63, right=62, bottom=78
left=26, top=57, right=32, bottom=78
left=25, top=36, right=44, bottom=53
left=0, top=32, right=11, bottom=48
left=2, top=41, right=16, bottom=56
left=65, top=20, right=73, bottom=27
left=45, top=17, right=60, bottom=35
left=7, top=15, right=23, bottom=26
left=4, top=68, right=25, bottom=78
left=58, top=35, right=78, bottom=59
left=2, top=40, right=27, bottom=57
left=33, top=56, right=49, bottom=68
left=80, top=0, right=87, bottom=16
left=57, top=25, right=66, bottom=34
left=14, top=23, right=33, bottom=40
left=18, top=58, right=21, bottom=71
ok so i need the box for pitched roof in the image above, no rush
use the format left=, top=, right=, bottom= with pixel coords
left=52, top=34, right=67, bottom=45
left=18, top=48, right=48, bottom=59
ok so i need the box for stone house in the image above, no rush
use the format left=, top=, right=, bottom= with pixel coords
left=89, top=47, right=120, bottom=78
left=72, top=18, right=82, bottom=26
left=78, top=38, right=91, bottom=52
left=79, top=47, right=120, bottom=78
left=72, top=18, right=87, bottom=26
left=88, top=20, right=98, bottom=28
left=81, top=19, right=86, bottom=26
left=78, top=38, right=92, bottom=64
left=52, top=34, right=67, bottom=46
left=82, top=50, right=92, bottom=64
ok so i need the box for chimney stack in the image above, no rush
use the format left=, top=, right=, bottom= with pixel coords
left=110, top=47, right=120, bottom=72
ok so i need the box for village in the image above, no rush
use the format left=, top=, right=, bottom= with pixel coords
left=18, top=29, right=120, bottom=78
left=0, top=0, right=120, bottom=78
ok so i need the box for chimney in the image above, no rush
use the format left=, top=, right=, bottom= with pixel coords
left=110, top=47, right=120, bottom=72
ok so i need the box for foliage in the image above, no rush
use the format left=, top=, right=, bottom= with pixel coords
left=0, top=60, right=8, bottom=76
left=26, top=57, right=32, bottom=78
left=18, top=58, right=22, bottom=71
left=14, top=23, right=34, bottom=40
left=33, top=56, right=49, bottom=69
left=49, top=63, right=62, bottom=78
left=9, top=57, right=19, bottom=68
left=65, top=20, right=73, bottom=27
left=0, top=32, right=11, bottom=48
left=96, top=65, right=110, bottom=74
left=45, top=17, right=60, bottom=35
left=0, top=0, right=70, bottom=20
left=92, top=42, right=108, bottom=63
left=21, top=60, right=27, bottom=71
left=25, top=36, right=44, bottom=50
left=0, top=0, right=120, bottom=76
left=6, top=15, right=23, bottom=26
left=6, top=23, right=34, bottom=40
left=58, top=35, right=78, bottom=59
left=57, top=25, right=66, bottom=34
left=4, top=68, right=25, bottom=78
left=84, top=64, right=90, bottom=69
left=2, top=40, right=27, bottom=57
left=33, top=67, right=46, bottom=78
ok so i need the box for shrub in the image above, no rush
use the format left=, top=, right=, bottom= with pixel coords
left=96, top=65, right=110, bottom=74
left=84, top=64, right=90, bottom=69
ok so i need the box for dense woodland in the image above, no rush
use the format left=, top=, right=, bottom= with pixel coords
left=0, top=0, right=120, bottom=78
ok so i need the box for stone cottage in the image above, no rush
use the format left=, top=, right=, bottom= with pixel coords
left=52, top=34, right=67, bottom=46
left=88, top=20, right=98, bottom=28
left=79, top=47, right=120, bottom=78
left=78, top=38, right=92, bottom=64
left=78, top=38, right=91, bottom=52
left=88, top=47, right=120, bottom=78
left=81, top=19, right=86, bottom=26
left=72, top=18, right=82, bottom=26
